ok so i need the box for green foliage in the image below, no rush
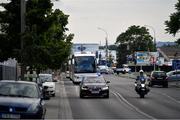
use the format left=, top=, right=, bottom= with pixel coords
left=0, top=0, right=73, bottom=70
left=0, top=0, right=21, bottom=61
left=175, top=38, right=180, bottom=45
left=165, top=0, right=180, bottom=36
left=108, top=45, right=117, bottom=50
left=115, top=25, right=154, bottom=65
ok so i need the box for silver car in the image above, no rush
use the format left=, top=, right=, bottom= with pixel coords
left=166, top=70, right=180, bottom=81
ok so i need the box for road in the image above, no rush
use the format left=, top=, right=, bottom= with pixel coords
left=45, top=74, right=180, bottom=119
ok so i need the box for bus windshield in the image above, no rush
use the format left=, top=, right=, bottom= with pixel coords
left=74, top=56, right=96, bottom=73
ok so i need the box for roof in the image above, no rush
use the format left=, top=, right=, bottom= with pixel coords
left=0, top=80, right=37, bottom=85
left=159, top=47, right=180, bottom=60
left=39, top=73, right=52, bottom=76
left=74, top=53, right=95, bottom=57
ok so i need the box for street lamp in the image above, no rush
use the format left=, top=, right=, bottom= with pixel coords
left=97, top=27, right=108, bottom=61
left=144, top=25, right=156, bottom=51
left=144, top=25, right=157, bottom=71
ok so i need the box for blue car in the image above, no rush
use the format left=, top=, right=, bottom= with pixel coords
left=0, top=80, right=46, bottom=119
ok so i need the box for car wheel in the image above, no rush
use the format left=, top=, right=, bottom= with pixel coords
left=148, top=82, right=153, bottom=87
left=104, top=93, right=109, bottom=98
left=80, top=93, right=84, bottom=98
left=52, top=93, right=55, bottom=97
left=163, top=83, right=168, bottom=88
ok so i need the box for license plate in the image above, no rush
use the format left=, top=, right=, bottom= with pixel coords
left=157, top=78, right=163, bottom=80
left=91, top=91, right=99, bottom=94
left=1, top=114, right=20, bottom=119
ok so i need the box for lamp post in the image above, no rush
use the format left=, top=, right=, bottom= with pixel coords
left=144, top=25, right=157, bottom=71
left=97, top=27, right=108, bottom=62
left=144, top=25, right=156, bottom=51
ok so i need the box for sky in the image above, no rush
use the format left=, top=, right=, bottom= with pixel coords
left=52, top=0, right=180, bottom=45
left=1, top=0, right=180, bottom=45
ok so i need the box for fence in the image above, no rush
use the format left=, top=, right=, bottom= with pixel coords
left=0, top=59, right=17, bottom=80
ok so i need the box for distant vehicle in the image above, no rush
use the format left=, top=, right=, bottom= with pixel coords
left=39, top=74, right=56, bottom=97
left=115, top=64, right=131, bottom=74
left=79, top=76, right=110, bottom=98
left=69, top=52, right=98, bottom=84
left=148, top=71, right=168, bottom=88
left=97, top=65, right=113, bottom=74
left=166, top=70, right=180, bottom=81
left=0, top=80, right=46, bottom=119
left=66, top=71, right=70, bottom=78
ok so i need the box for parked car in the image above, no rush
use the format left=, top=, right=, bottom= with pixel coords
left=79, top=76, right=110, bottom=98
left=148, top=71, right=168, bottom=88
left=0, top=80, right=46, bottom=119
left=166, top=70, right=180, bottom=81
left=39, top=74, right=56, bottom=97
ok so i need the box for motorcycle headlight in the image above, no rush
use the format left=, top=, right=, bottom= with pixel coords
left=102, top=86, right=109, bottom=90
left=141, top=84, right=145, bottom=87
left=27, top=103, right=39, bottom=113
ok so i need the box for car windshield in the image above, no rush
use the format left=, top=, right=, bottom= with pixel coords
left=83, top=77, right=105, bottom=83
left=98, top=66, right=108, bottom=69
left=39, top=74, right=52, bottom=82
left=152, top=72, right=166, bottom=76
left=0, top=82, right=39, bottom=98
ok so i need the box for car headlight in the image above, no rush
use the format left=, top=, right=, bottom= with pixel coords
left=27, top=103, right=39, bottom=113
left=102, top=86, right=109, bottom=90
left=81, top=86, right=88, bottom=90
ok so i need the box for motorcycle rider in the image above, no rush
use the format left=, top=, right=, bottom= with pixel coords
left=135, top=70, right=149, bottom=92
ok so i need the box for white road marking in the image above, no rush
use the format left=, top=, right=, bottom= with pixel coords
left=152, top=91, right=180, bottom=104
left=162, top=93, right=180, bottom=104
left=59, top=80, right=73, bottom=119
left=111, top=91, right=156, bottom=120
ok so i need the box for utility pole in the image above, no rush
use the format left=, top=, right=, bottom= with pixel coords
left=97, top=27, right=108, bottom=62
left=144, top=25, right=156, bottom=51
left=20, top=0, right=26, bottom=79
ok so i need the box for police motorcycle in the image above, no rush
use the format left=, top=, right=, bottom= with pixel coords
left=135, top=73, right=150, bottom=98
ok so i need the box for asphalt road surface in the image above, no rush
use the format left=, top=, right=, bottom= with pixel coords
left=45, top=74, right=180, bottom=119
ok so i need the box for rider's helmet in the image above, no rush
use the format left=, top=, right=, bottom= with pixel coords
left=139, top=70, right=144, bottom=76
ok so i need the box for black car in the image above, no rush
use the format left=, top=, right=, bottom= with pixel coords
left=0, top=80, right=46, bottom=119
left=79, top=76, right=110, bottom=98
left=149, top=71, right=168, bottom=88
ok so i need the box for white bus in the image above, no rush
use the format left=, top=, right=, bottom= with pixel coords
left=69, top=52, right=98, bottom=84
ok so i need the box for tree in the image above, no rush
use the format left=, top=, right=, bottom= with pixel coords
left=175, top=38, right=180, bottom=45
left=115, top=25, right=154, bottom=65
left=0, top=0, right=73, bottom=71
left=165, top=0, right=180, bottom=45
left=165, top=0, right=180, bottom=36
left=0, top=0, right=21, bottom=61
